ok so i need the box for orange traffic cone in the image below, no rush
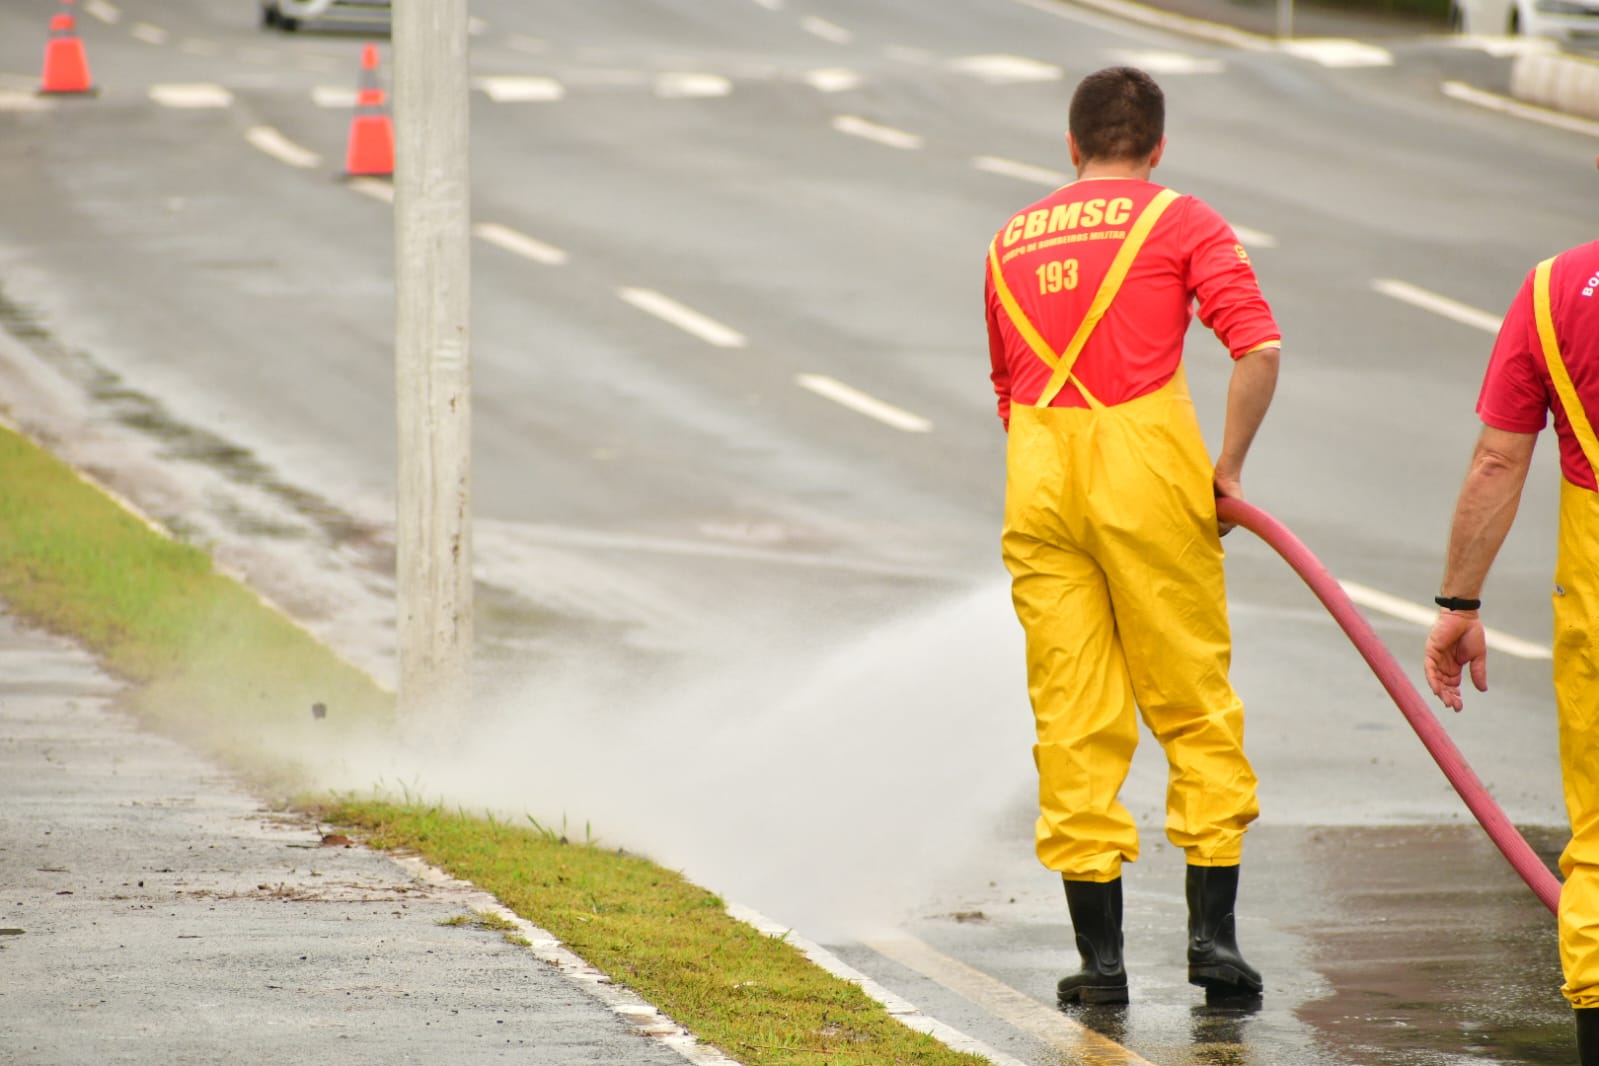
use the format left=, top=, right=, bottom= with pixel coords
left=39, top=0, right=95, bottom=96
left=345, top=44, right=394, bottom=177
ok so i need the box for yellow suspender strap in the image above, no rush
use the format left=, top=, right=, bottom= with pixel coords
left=987, top=188, right=1181, bottom=410
left=1533, top=255, right=1599, bottom=477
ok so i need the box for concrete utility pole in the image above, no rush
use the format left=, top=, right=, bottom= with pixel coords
left=392, top=0, right=473, bottom=737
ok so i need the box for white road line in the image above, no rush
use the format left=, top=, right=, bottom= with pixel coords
left=1372, top=278, right=1502, bottom=334
left=866, top=934, right=1161, bottom=1066
left=1232, top=224, right=1278, bottom=249
left=948, top=53, right=1063, bottom=83
left=395, top=858, right=741, bottom=1066
left=1279, top=38, right=1394, bottom=67
left=84, top=0, right=121, bottom=24
left=804, top=67, right=862, bottom=93
left=148, top=83, right=234, bottom=108
left=729, top=904, right=1030, bottom=1066
left=130, top=22, right=169, bottom=44
left=751, top=0, right=783, bottom=9
left=312, top=85, right=358, bottom=108
left=474, top=75, right=564, bottom=102
left=972, top=155, right=1068, bottom=186
left=0, top=91, right=55, bottom=113
left=618, top=288, right=747, bottom=349
left=1442, top=79, right=1599, bottom=139
left=655, top=72, right=732, bottom=98
left=1010, top=0, right=1273, bottom=50
left=1106, top=48, right=1226, bottom=74
left=472, top=222, right=568, bottom=266
left=801, top=15, right=853, bottom=44
left=796, top=374, right=932, bottom=433
left=245, top=126, right=320, bottom=169
left=1339, top=580, right=1552, bottom=659
left=347, top=177, right=395, bottom=204
left=832, top=114, right=923, bottom=150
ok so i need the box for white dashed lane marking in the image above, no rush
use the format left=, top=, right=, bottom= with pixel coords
left=618, top=288, right=748, bottom=349
left=1372, top=278, right=1503, bottom=333
left=84, top=0, right=121, bottom=23
left=473, top=75, right=564, bottom=102
left=0, top=90, right=54, bottom=112
left=130, top=22, right=169, bottom=44
left=245, top=126, right=320, bottom=169
left=801, top=16, right=854, bottom=44
left=948, top=53, right=1063, bottom=83
left=347, top=177, right=395, bottom=204
left=655, top=73, right=732, bottom=99
left=796, top=374, right=932, bottom=433
left=1279, top=38, right=1394, bottom=67
left=804, top=68, right=862, bottom=93
left=473, top=223, right=569, bottom=266
left=1107, top=48, right=1225, bottom=74
left=1340, top=581, right=1551, bottom=659
left=311, top=85, right=358, bottom=108
left=832, top=114, right=923, bottom=150
left=972, top=155, right=1068, bottom=186
left=1231, top=224, right=1277, bottom=249
left=149, top=83, right=234, bottom=108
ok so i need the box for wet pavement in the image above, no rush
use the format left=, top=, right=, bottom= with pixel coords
left=833, top=821, right=1573, bottom=1065
left=0, top=609, right=708, bottom=1066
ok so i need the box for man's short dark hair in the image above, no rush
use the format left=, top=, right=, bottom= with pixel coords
left=1068, top=67, right=1164, bottom=163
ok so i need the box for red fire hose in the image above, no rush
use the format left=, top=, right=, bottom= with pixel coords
left=1216, top=496, right=1562, bottom=914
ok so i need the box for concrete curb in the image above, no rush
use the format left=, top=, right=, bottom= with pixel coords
left=1512, top=48, right=1599, bottom=122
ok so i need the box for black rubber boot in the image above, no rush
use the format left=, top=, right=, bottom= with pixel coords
left=1186, top=864, right=1263, bottom=998
left=1579, top=1007, right=1599, bottom=1066
left=1057, top=877, right=1129, bottom=1006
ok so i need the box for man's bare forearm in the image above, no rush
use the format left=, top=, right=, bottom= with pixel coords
left=1214, top=345, right=1280, bottom=486
left=1440, top=427, right=1538, bottom=598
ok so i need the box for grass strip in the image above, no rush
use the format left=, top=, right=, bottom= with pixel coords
left=0, top=421, right=987, bottom=1066
left=323, top=800, right=987, bottom=1066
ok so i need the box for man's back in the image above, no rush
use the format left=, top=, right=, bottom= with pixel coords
left=985, top=179, right=1276, bottom=424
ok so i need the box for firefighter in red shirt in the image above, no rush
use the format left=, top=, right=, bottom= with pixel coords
left=1423, top=186, right=1599, bottom=1062
left=985, top=67, right=1281, bottom=1005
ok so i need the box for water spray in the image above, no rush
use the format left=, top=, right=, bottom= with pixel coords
left=1218, top=496, right=1561, bottom=914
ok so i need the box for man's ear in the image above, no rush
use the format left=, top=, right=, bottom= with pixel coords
left=1149, top=135, right=1167, bottom=170
left=1067, top=132, right=1081, bottom=169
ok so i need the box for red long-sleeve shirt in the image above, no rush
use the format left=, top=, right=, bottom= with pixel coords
left=985, top=178, right=1280, bottom=427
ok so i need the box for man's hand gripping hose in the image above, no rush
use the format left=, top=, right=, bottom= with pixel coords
left=1215, top=496, right=1561, bottom=914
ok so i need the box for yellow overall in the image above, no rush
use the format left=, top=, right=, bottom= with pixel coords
left=1533, top=256, right=1599, bottom=1007
left=993, top=190, right=1259, bottom=882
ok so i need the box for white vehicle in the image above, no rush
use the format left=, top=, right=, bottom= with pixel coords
left=260, top=0, right=390, bottom=32
left=1454, top=0, right=1599, bottom=38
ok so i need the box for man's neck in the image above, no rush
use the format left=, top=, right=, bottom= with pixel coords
left=1075, top=160, right=1152, bottom=182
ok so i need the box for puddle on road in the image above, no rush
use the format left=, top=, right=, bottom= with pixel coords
left=1288, top=823, right=1571, bottom=1065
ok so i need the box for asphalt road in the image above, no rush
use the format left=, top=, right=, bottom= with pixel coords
left=0, top=0, right=1592, bottom=1062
